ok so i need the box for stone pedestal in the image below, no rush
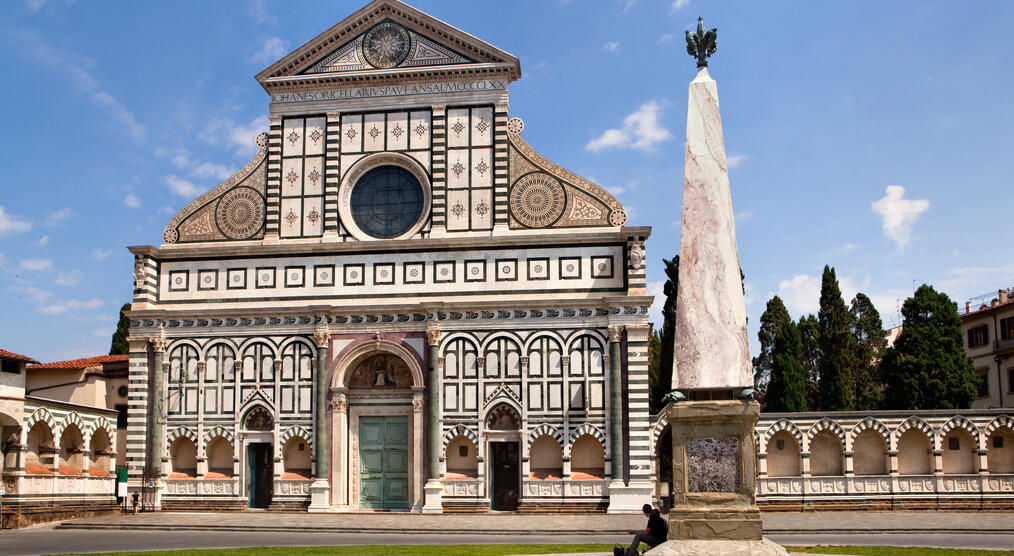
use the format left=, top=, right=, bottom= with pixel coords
left=421, top=479, right=443, bottom=513
left=307, top=479, right=331, bottom=512
left=607, top=479, right=654, bottom=514
left=648, top=400, right=787, bottom=555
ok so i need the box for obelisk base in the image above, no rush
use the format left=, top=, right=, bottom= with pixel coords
left=650, top=399, right=787, bottom=555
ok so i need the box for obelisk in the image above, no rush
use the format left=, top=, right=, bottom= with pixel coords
left=647, top=18, right=787, bottom=555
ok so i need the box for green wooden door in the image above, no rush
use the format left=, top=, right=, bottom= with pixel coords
left=359, top=416, right=409, bottom=509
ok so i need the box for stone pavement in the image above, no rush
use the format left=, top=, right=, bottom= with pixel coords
left=55, top=510, right=1014, bottom=536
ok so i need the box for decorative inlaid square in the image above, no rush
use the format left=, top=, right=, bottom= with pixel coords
left=197, top=269, right=217, bottom=291
left=168, top=270, right=189, bottom=292
left=403, top=262, right=425, bottom=284
left=344, top=264, right=365, bottom=286
left=227, top=268, right=248, bottom=290
left=434, top=261, right=455, bottom=283
left=527, top=258, right=550, bottom=281
left=254, top=267, right=275, bottom=289
left=559, top=257, right=582, bottom=280
left=373, top=263, right=395, bottom=285
left=687, top=436, right=740, bottom=493
left=284, top=266, right=305, bottom=288
left=495, top=258, right=518, bottom=282
left=314, top=265, right=335, bottom=287
left=464, top=260, right=486, bottom=282
left=590, top=256, right=613, bottom=279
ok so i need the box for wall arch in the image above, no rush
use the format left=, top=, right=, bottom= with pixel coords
left=852, top=429, right=889, bottom=475
left=522, top=331, right=565, bottom=352
left=895, top=417, right=936, bottom=450
left=849, top=417, right=892, bottom=451
left=897, top=428, right=933, bottom=475
left=650, top=413, right=669, bottom=459
left=527, top=424, right=563, bottom=448
left=332, top=340, right=424, bottom=390
left=940, top=416, right=981, bottom=449
left=808, top=430, right=844, bottom=476
left=56, top=411, right=85, bottom=441
left=985, top=415, right=1014, bottom=438
left=25, top=407, right=56, bottom=433
left=167, top=425, right=198, bottom=446
left=567, top=423, right=606, bottom=457
left=529, top=434, right=563, bottom=480
left=442, top=424, right=478, bottom=449
left=478, top=331, right=525, bottom=352
left=762, top=419, right=803, bottom=453
left=563, top=328, right=608, bottom=352
left=204, top=425, right=235, bottom=445
left=279, top=425, right=312, bottom=448
left=806, top=418, right=845, bottom=452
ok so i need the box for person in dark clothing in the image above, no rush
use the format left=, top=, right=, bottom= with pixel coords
left=625, top=503, right=667, bottom=555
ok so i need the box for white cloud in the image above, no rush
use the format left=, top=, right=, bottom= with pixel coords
left=250, top=37, right=289, bottom=65
left=735, top=210, right=754, bottom=222
left=124, top=193, right=141, bottom=208
left=658, top=33, right=676, bottom=43
left=40, top=298, right=103, bottom=315
left=12, top=285, right=52, bottom=304
left=8, top=30, right=145, bottom=142
left=605, top=180, right=637, bottom=197
left=0, top=206, right=31, bottom=234
left=602, top=41, right=620, bottom=53
left=165, top=175, right=204, bottom=198
left=647, top=279, right=665, bottom=327
left=247, top=0, right=274, bottom=24
left=38, top=235, right=49, bottom=246
left=54, top=269, right=83, bottom=286
left=199, top=115, right=268, bottom=157
left=623, top=0, right=637, bottom=13
left=670, top=0, right=690, bottom=12
left=45, top=207, right=72, bottom=226
left=775, top=272, right=869, bottom=318
left=25, top=0, right=46, bottom=12
left=191, top=162, right=234, bottom=180
left=20, top=258, right=53, bottom=271
left=871, top=185, right=929, bottom=251
left=92, top=248, right=112, bottom=260
left=727, top=153, right=749, bottom=169
left=586, top=101, right=672, bottom=152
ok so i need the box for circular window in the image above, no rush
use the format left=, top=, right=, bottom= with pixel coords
left=349, top=165, right=425, bottom=239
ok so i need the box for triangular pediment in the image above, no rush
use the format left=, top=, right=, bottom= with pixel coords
left=256, top=0, right=520, bottom=89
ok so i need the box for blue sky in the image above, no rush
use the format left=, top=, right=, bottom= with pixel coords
left=2, top=0, right=1013, bottom=361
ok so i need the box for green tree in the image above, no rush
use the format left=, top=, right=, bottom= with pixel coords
left=753, top=296, right=791, bottom=395
left=109, top=303, right=132, bottom=355
left=850, top=293, right=887, bottom=410
left=649, top=256, right=679, bottom=414
left=881, top=285, right=978, bottom=410
left=797, top=314, right=821, bottom=410
left=817, top=265, right=855, bottom=411
left=766, top=318, right=808, bottom=412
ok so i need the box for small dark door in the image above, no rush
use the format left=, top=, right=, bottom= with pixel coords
left=490, top=441, right=519, bottom=510
left=247, top=443, right=273, bottom=508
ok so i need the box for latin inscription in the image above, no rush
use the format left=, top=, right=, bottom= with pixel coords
left=272, top=80, right=508, bottom=104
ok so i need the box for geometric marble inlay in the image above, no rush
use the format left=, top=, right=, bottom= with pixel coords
left=687, top=436, right=740, bottom=493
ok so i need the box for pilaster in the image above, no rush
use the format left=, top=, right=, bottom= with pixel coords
left=308, top=325, right=331, bottom=512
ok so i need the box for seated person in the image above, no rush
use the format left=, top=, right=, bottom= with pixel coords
left=623, top=503, right=667, bottom=555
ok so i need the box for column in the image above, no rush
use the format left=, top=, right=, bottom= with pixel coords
left=308, top=325, right=331, bottom=511
left=330, top=392, right=348, bottom=511
left=422, top=327, right=443, bottom=513
left=608, top=326, right=623, bottom=481
left=148, top=334, right=167, bottom=510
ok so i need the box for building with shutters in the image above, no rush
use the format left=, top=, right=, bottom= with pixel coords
left=125, top=0, right=653, bottom=513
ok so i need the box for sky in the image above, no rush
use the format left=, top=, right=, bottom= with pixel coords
left=2, top=0, right=1013, bottom=362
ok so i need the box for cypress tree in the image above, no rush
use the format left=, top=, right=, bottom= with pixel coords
left=753, top=296, right=791, bottom=395
left=850, top=293, right=887, bottom=410
left=797, top=314, right=822, bottom=411
left=881, top=285, right=978, bottom=409
left=817, top=265, right=855, bottom=411
left=109, top=303, right=132, bottom=355
left=648, top=256, right=679, bottom=414
left=766, top=318, right=808, bottom=412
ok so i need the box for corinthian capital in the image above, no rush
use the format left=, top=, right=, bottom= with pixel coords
left=150, top=335, right=168, bottom=353
left=607, top=326, right=623, bottom=343
left=426, top=328, right=441, bottom=346
left=313, top=326, right=330, bottom=348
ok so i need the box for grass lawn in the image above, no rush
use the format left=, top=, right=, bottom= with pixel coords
left=54, top=545, right=1014, bottom=556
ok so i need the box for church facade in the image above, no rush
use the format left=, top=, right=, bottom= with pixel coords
left=126, top=0, right=653, bottom=513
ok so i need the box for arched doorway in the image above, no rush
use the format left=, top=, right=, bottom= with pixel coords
left=485, top=403, right=521, bottom=511
left=331, top=343, right=424, bottom=511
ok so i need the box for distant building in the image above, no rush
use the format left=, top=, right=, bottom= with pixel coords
left=960, top=288, right=1014, bottom=409
left=885, top=325, right=903, bottom=349
left=0, top=350, right=127, bottom=528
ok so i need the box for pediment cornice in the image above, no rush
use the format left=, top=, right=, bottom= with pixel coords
left=255, top=0, right=520, bottom=92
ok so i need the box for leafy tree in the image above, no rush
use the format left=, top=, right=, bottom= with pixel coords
left=881, top=285, right=978, bottom=410
left=109, top=303, right=132, bottom=355
left=817, top=265, right=855, bottom=411
left=753, top=296, right=791, bottom=395
left=797, top=314, right=822, bottom=410
left=766, top=318, right=808, bottom=412
left=850, top=293, right=887, bottom=410
left=649, top=256, right=679, bottom=414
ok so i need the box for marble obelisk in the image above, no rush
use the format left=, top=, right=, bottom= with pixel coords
left=648, top=18, right=787, bottom=555
left=671, top=64, right=752, bottom=393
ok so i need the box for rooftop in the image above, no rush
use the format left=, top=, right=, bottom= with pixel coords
left=27, top=354, right=129, bottom=370
left=960, top=287, right=1014, bottom=319
left=0, top=348, right=39, bottom=364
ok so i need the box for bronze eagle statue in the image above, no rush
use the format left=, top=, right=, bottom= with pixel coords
left=685, top=16, right=717, bottom=68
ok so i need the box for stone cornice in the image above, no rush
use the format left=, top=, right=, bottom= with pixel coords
left=260, top=64, right=516, bottom=94
left=128, top=226, right=652, bottom=261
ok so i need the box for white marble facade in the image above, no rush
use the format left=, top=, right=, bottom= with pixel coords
left=126, top=0, right=652, bottom=513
